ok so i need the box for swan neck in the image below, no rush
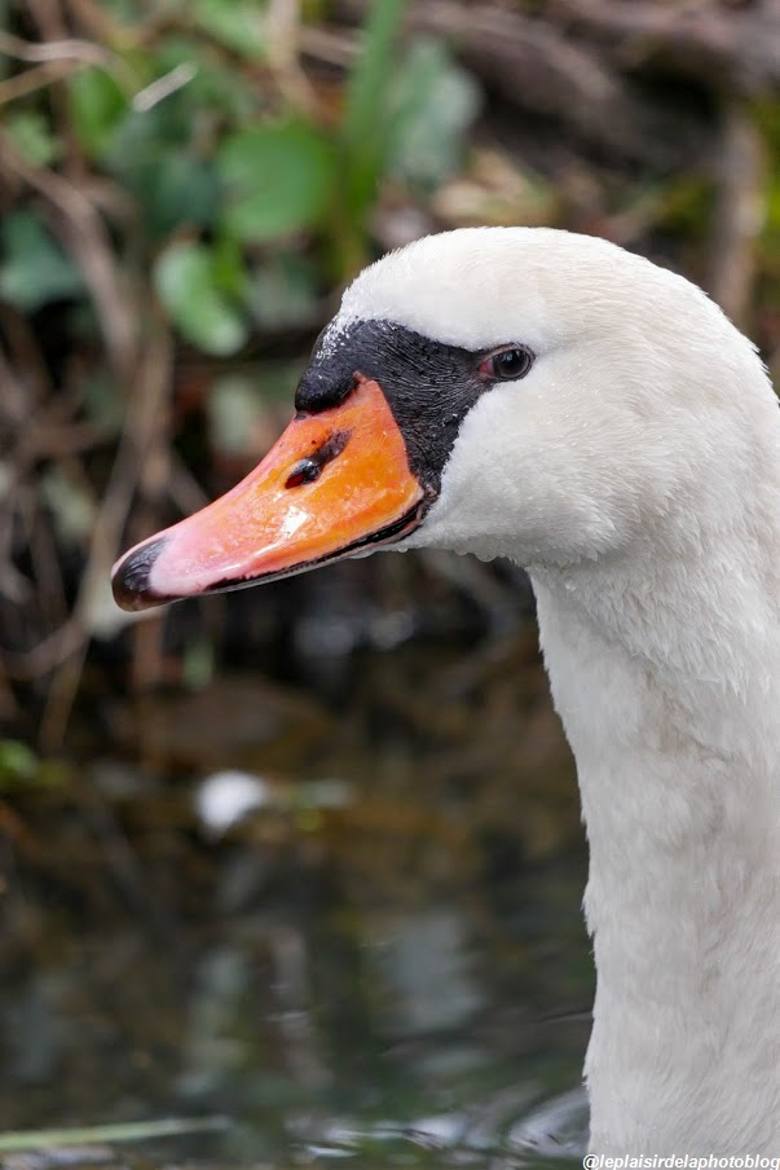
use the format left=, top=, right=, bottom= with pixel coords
left=529, top=544, right=780, bottom=1153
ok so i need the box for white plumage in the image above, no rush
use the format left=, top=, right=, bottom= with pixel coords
left=330, top=228, right=780, bottom=1153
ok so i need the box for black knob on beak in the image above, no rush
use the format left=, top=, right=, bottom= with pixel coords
left=111, top=537, right=168, bottom=611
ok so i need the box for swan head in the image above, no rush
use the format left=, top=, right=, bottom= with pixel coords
left=112, top=227, right=765, bottom=609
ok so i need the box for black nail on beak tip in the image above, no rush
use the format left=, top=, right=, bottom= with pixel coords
left=111, top=536, right=168, bottom=612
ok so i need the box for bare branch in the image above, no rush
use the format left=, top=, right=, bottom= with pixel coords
left=0, top=28, right=115, bottom=67
left=550, top=0, right=780, bottom=93
left=132, top=62, right=198, bottom=112
left=0, top=59, right=81, bottom=105
left=39, top=321, right=173, bottom=747
left=0, top=29, right=136, bottom=90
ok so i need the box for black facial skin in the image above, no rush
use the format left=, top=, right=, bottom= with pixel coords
left=295, top=319, right=526, bottom=494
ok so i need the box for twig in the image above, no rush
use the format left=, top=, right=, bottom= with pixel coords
left=413, top=2, right=668, bottom=161
left=0, top=29, right=118, bottom=69
left=0, top=131, right=137, bottom=379
left=331, top=0, right=701, bottom=167
left=132, top=61, right=197, bottom=112
left=39, top=321, right=173, bottom=748
left=550, top=0, right=780, bottom=93
left=266, top=0, right=319, bottom=116
left=299, top=23, right=357, bottom=68
left=0, top=59, right=82, bottom=105
left=4, top=621, right=84, bottom=681
left=0, top=27, right=136, bottom=93
left=65, top=0, right=132, bottom=45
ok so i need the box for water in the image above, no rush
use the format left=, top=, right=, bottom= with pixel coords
left=0, top=630, right=592, bottom=1168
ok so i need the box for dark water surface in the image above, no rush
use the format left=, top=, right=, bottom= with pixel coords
left=1, top=627, right=592, bottom=1169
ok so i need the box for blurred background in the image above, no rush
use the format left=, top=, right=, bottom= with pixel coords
left=0, top=0, right=778, bottom=1166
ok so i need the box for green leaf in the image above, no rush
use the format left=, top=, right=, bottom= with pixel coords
left=68, top=66, right=128, bottom=158
left=154, top=241, right=248, bottom=355
left=130, top=153, right=219, bottom=238
left=389, top=38, right=481, bottom=189
left=0, top=742, right=67, bottom=792
left=342, top=0, right=408, bottom=215
left=218, top=121, right=337, bottom=242
left=0, top=213, right=84, bottom=311
left=6, top=111, right=60, bottom=167
left=0, top=740, right=38, bottom=789
left=192, top=0, right=267, bottom=59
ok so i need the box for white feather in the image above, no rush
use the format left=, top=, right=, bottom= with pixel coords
left=335, top=228, right=780, bottom=1154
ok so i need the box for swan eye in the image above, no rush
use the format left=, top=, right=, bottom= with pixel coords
left=479, top=346, right=534, bottom=381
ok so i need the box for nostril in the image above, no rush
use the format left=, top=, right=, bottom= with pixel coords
left=111, top=536, right=168, bottom=611
left=284, top=429, right=352, bottom=490
left=285, top=458, right=322, bottom=489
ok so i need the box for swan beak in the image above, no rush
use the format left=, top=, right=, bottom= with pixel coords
left=111, top=377, right=428, bottom=611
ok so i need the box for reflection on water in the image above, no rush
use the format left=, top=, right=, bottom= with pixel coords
left=1, top=632, right=592, bottom=1168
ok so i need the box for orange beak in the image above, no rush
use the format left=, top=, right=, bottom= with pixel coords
left=112, top=377, right=428, bottom=611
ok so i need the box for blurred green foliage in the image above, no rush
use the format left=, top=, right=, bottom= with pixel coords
left=155, top=240, right=248, bottom=355
left=0, top=0, right=480, bottom=357
left=0, top=212, right=85, bottom=310
left=0, top=738, right=66, bottom=790
left=756, top=98, right=780, bottom=284
left=1, top=0, right=778, bottom=746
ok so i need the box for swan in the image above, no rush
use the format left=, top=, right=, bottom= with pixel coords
left=112, top=227, right=780, bottom=1155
